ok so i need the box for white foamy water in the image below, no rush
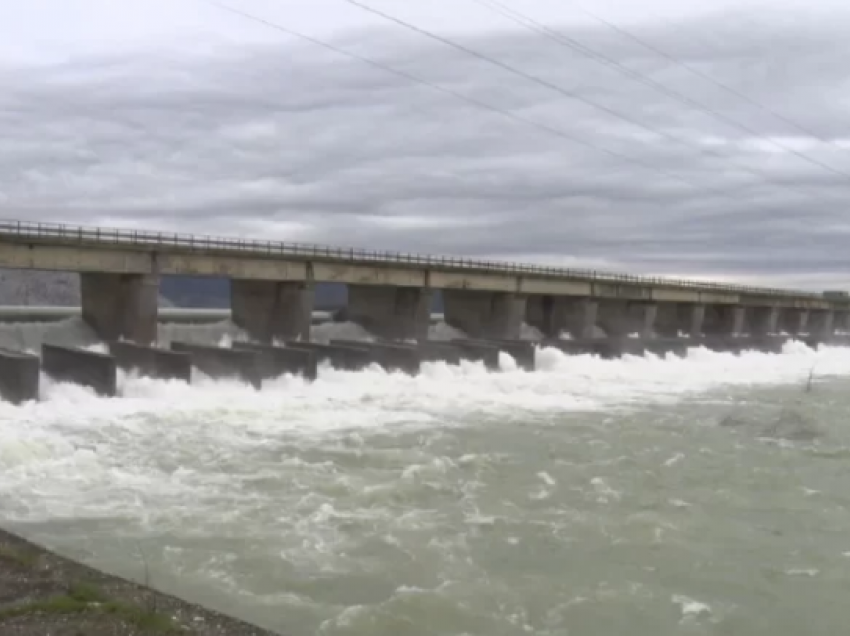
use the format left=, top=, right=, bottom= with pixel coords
left=3, top=335, right=850, bottom=635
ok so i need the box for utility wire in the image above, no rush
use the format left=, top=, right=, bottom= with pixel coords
left=205, top=1, right=764, bottom=203
left=342, top=0, right=850, bottom=204
left=571, top=2, right=850, bottom=170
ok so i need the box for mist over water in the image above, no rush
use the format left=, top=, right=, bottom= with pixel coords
left=2, top=320, right=850, bottom=634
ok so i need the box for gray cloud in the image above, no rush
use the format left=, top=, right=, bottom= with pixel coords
left=1, top=9, right=850, bottom=290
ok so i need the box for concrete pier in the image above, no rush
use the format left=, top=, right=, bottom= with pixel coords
left=231, top=280, right=313, bottom=343
left=170, top=341, right=263, bottom=388
left=808, top=310, right=835, bottom=338
left=80, top=273, right=158, bottom=344
left=526, top=296, right=597, bottom=339
left=747, top=306, right=779, bottom=336
left=780, top=308, right=809, bottom=335
left=346, top=285, right=431, bottom=341
left=42, top=344, right=117, bottom=397
left=0, top=348, right=40, bottom=404
left=655, top=303, right=705, bottom=337
left=331, top=339, right=420, bottom=374
left=443, top=290, right=526, bottom=340
left=597, top=301, right=657, bottom=338
left=232, top=342, right=318, bottom=380
left=284, top=341, right=373, bottom=372
left=704, top=305, right=745, bottom=336
left=108, top=341, right=192, bottom=382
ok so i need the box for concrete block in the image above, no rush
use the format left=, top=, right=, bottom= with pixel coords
left=471, top=339, right=536, bottom=371
left=0, top=348, right=40, bottom=404
left=232, top=342, right=318, bottom=381
left=450, top=340, right=500, bottom=370
left=642, top=338, right=689, bottom=357
left=81, top=273, right=158, bottom=344
left=109, top=341, right=191, bottom=382
left=283, top=341, right=373, bottom=372
left=346, top=285, right=431, bottom=341
left=42, top=344, right=117, bottom=397
left=538, top=339, right=598, bottom=356
left=231, top=280, right=313, bottom=343
left=417, top=341, right=462, bottom=365
left=330, top=339, right=420, bottom=375
left=443, top=290, right=526, bottom=340
left=170, top=341, right=263, bottom=389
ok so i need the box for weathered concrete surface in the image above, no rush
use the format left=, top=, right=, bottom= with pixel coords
left=0, top=347, right=39, bottom=404
left=443, top=290, right=526, bottom=340
left=472, top=339, right=536, bottom=371
left=655, top=303, right=705, bottom=337
left=230, top=279, right=313, bottom=343
left=1, top=234, right=844, bottom=311
left=80, top=273, right=158, bottom=344
left=596, top=300, right=657, bottom=338
left=747, top=306, right=779, bottom=336
left=41, top=344, right=117, bottom=397
left=170, top=341, right=263, bottom=389
left=109, top=341, right=191, bottom=382
left=526, top=296, right=597, bottom=338
left=807, top=310, right=835, bottom=338
left=331, top=339, right=420, bottom=375
left=450, top=340, right=501, bottom=370
left=346, top=285, right=431, bottom=341
left=232, top=341, right=318, bottom=380
left=780, top=308, right=809, bottom=335
left=704, top=305, right=745, bottom=336
left=284, top=341, right=373, bottom=372
left=417, top=341, right=463, bottom=365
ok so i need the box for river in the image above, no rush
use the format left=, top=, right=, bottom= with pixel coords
left=1, top=321, right=849, bottom=635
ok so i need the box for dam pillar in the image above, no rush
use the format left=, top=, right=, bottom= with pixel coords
left=808, top=310, right=835, bottom=338
left=80, top=273, right=158, bottom=344
left=231, top=280, right=313, bottom=343
left=346, top=285, right=431, bottom=341
left=655, top=303, right=705, bottom=337
left=526, top=296, right=597, bottom=338
left=704, top=304, right=745, bottom=336
left=597, top=300, right=657, bottom=339
left=780, top=308, right=808, bottom=335
left=443, top=290, right=526, bottom=340
left=746, top=306, right=779, bottom=336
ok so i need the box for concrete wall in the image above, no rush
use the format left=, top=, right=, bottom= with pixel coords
left=283, top=341, right=373, bottom=372
left=80, top=273, right=158, bottom=344
left=41, top=344, right=117, bottom=397
left=331, top=339, right=420, bottom=374
left=704, top=305, right=745, bottom=336
left=170, top=341, right=263, bottom=388
left=108, top=341, right=191, bottom=382
left=0, top=348, right=39, bottom=404
left=346, top=285, right=431, bottom=341
left=443, top=290, right=526, bottom=339
left=526, top=296, right=597, bottom=338
left=231, top=342, right=318, bottom=380
left=230, top=280, right=313, bottom=343
left=597, top=300, right=657, bottom=338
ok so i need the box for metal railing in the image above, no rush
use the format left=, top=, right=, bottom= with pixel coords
left=0, top=219, right=823, bottom=298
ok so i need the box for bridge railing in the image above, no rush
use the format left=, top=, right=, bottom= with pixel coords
left=0, top=219, right=820, bottom=298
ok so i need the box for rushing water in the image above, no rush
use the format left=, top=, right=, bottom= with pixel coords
left=2, top=322, right=850, bottom=635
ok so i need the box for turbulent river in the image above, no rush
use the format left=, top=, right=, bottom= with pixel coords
left=2, top=319, right=850, bottom=635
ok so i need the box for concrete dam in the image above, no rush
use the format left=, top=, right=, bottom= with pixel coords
left=0, top=219, right=848, bottom=402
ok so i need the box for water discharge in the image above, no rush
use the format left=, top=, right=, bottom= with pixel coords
left=2, top=322, right=850, bottom=635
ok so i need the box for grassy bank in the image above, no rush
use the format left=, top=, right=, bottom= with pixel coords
left=0, top=527, right=282, bottom=635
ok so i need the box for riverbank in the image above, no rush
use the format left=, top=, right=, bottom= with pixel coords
left=0, top=527, right=281, bottom=635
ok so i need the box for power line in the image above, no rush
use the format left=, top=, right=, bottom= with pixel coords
left=340, top=0, right=850, bottom=203
left=571, top=2, right=850, bottom=168
left=205, top=1, right=761, bottom=203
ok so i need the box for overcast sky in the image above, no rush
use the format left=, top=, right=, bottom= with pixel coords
left=2, top=0, right=850, bottom=289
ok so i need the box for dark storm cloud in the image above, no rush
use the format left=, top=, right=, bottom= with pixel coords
left=1, top=11, right=850, bottom=289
